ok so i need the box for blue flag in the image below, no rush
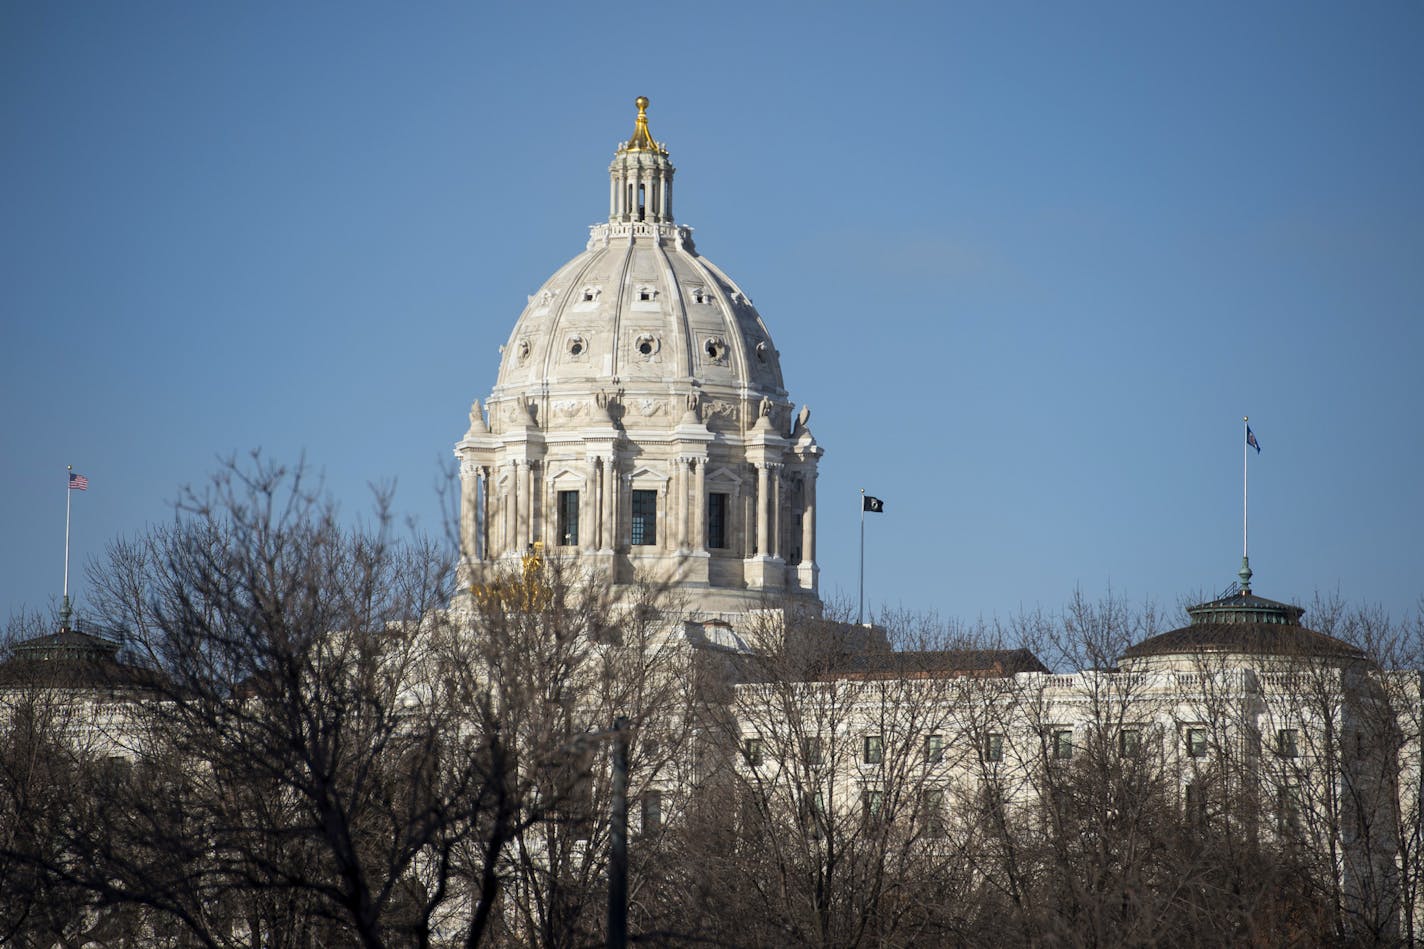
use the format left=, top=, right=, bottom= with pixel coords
left=1246, top=427, right=1261, bottom=454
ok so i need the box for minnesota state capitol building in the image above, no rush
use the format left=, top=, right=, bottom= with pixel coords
left=4, top=98, right=1422, bottom=946
left=439, top=99, right=1423, bottom=941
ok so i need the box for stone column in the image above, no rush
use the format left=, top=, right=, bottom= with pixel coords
left=480, top=466, right=492, bottom=561
left=584, top=458, right=598, bottom=552
left=801, top=471, right=817, bottom=566
left=459, top=460, right=478, bottom=563
left=522, top=461, right=534, bottom=550
left=743, top=492, right=755, bottom=558
left=509, top=461, right=521, bottom=555
left=693, top=458, right=706, bottom=552
left=604, top=458, right=618, bottom=551
left=755, top=463, right=769, bottom=557
left=683, top=455, right=694, bottom=547
left=593, top=458, right=603, bottom=550
left=662, top=476, right=673, bottom=552
left=774, top=464, right=786, bottom=558
left=670, top=459, right=681, bottom=549
left=544, top=467, right=555, bottom=549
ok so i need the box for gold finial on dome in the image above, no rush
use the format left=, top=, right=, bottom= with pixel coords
left=625, top=95, right=664, bottom=154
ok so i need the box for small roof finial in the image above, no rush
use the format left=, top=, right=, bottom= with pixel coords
left=626, top=96, right=661, bottom=153
left=1238, top=555, right=1253, bottom=595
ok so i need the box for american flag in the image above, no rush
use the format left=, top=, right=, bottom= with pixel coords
left=68, top=472, right=88, bottom=491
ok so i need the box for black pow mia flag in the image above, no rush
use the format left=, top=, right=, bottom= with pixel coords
left=863, top=496, right=885, bottom=513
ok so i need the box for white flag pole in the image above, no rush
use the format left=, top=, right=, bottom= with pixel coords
left=63, top=464, right=74, bottom=628
left=1240, top=417, right=1253, bottom=594
left=1242, top=417, right=1248, bottom=562
left=858, top=488, right=866, bottom=626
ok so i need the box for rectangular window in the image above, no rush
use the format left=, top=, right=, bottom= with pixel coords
left=641, top=791, right=663, bottom=834
left=802, top=737, right=822, bottom=766
left=1186, top=727, right=1208, bottom=758
left=557, top=490, right=579, bottom=546
left=803, top=792, right=827, bottom=839
left=743, top=738, right=763, bottom=767
left=1185, top=781, right=1207, bottom=825
left=863, top=788, right=885, bottom=820
left=707, top=492, right=729, bottom=549
left=1277, top=728, right=1299, bottom=758
left=631, top=489, right=657, bottom=546
left=1051, top=729, right=1073, bottom=761
left=863, top=735, right=884, bottom=765
left=983, top=733, right=1004, bottom=763
left=1119, top=729, right=1141, bottom=758
left=924, top=733, right=944, bottom=764
left=1277, top=781, right=1300, bottom=832
left=921, top=789, right=946, bottom=837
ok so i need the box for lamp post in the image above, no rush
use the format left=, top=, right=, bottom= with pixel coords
left=608, top=716, right=630, bottom=949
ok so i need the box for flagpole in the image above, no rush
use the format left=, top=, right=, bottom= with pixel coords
left=858, top=488, right=866, bottom=626
left=1240, top=416, right=1254, bottom=595
left=1242, top=417, right=1249, bottom=562
left=63, top=464, right=74, bottom=628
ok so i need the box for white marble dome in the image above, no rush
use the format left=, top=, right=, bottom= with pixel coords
left=456, top=98, right=822, bottom=611
left=486, top=96, right=787, bottom=439
left=491, top=231, right=786, bottom=430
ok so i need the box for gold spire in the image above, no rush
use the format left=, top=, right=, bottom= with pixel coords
left=625, top=96, right=665, bottom=154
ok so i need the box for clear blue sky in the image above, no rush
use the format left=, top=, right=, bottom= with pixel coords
left=4, top=2, right=1421, bottom=628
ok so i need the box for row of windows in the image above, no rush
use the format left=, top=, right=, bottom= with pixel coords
left=579, top=286, right=716, bottom=305
left=836, top=780, right=1308, bottom=836
left=798, top=788, right=948, bottom=835
left=1185, top=779, right=1304, bottom=833
left=554, top=489, right=731, bottom=549
left=1185, top=726, right=1300, bottom=759
left=744, top=735, right=958, bottom=768
left=745, top=726, right=1306, bottom=769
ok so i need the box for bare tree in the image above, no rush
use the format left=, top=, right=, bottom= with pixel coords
left=665, top=605, right=1001, bottom=947
left=431, top=552, right=690, bottom=948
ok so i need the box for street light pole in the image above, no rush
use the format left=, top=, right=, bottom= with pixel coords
left=608, top=716, right=630, bottom=949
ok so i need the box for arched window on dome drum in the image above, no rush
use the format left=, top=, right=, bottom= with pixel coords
left=637, top=183, right=646, bottom=221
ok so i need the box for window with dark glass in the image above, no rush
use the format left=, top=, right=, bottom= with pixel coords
left=1185, top=781, right=1207, bottom=825
left=802, top=737, right=822, bottom=766
left=924, top=733, right=944, bottom=764
left=707, top=492, right=728, bottom=549
left=1277, top=780, right=1300, bottom=831
left=557, top=490, right=579, bottom=546
left=802, top=792, right=826, bottom=839
left=1277, top=728, right=1299, bottom=758
left=641, top=792, right=662, bottom=833
left=1051, top=729, right=1073, bottom=760
left=921, top=789, right=946, bottom=837
left=631, top=489, right=657, bottom=545
left=1186, top=727, right=1208, bottom=758
left=863, top=735, right=883, bottom=765
left=742, top=738, right=763, bottom=767
left=983, top=733, right=1004, bottom=763
left=1120, top=728, right=1142, bottom=757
